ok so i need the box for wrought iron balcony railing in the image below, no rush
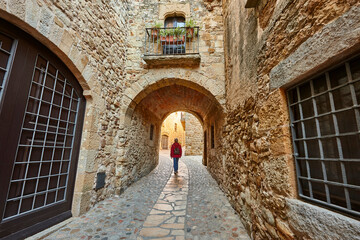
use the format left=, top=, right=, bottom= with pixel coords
left=144, top=27, right=200, bottom=56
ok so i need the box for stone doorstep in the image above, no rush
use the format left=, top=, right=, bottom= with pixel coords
left=25, top=218, right=73, bottom=240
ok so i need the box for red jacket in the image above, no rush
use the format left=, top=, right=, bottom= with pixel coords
left=170, top=142, right=182, bottom=158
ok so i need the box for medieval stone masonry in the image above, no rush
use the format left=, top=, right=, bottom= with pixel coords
left=0, top=0, right=360, bottom=239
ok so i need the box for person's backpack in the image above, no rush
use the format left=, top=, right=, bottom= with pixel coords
left=174, top=146, right=180, bottom=155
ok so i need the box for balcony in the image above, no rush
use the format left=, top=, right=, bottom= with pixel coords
left=143, top=27, right=201, bottom=67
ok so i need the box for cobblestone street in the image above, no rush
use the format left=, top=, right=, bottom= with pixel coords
left=33, top=152, right=249, bottom=240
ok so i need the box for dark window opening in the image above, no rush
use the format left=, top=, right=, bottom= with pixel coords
left=175, top=123, right=177, bottom=132
left=211, top=125, right=215, bottom=149
left=150, top=124, right=154, bottom=140
left=287, top=54, right=360, bottom=217
left=162, top=16, right=186, bottom=55
left=164, top=16, right=185, bottom=28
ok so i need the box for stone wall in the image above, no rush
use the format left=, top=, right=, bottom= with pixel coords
left=1, top=0, right=226, bottom=217
left=120, top=106, right=161, bottom=191
left=184, top=113, right=203, bottom=156
left=216, top=0, right=360, bottom=239
left=0, top=0, right=132, bottom=215
left=118, top=0, right=226, bottom=201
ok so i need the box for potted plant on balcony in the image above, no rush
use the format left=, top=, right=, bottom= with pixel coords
left=185, top=19, right=197, bottom=39
left=160, top=28, right=185, bottom=45
left=150, top=22, right=162, bottom=39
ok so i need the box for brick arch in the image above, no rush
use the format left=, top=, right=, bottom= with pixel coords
left=0, top=8, right=92, bottom=94
left=122, top=76, right=224, bottom=125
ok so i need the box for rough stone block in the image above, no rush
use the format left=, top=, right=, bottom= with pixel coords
left=270, top=5, right=360, bottom=89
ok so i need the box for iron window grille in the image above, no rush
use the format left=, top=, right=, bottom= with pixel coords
left=287, top=55, right=360, bottom=217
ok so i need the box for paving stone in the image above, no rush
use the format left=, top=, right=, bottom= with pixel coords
left=139, top=228, right=170, bottom=237
left=154, top=204, right=173, bottom=211
left=143, top=215, right=172, bottom=227
left=41, top=153, right=250, bottom=240
left=161, top=223, right=185, bottom=229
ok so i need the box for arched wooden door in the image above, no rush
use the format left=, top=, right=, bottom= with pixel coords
left=161, top=135, right=169, bottom=149
left=0, top=19, right=85, bottom=239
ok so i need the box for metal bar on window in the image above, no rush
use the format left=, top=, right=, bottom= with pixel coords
left=296, top=87, right=313, bottom=198
left=310, top=79, right=330, bottom=203
left=15, top=56, right=49, bottom=216
left=31, top=66, right=58, bottom=210
left=325, top=72, right=351, bottom=210
left=291, top=106, right=360, bottom=124
left=287, top=92, right=304, bottom=195
left=297, top=176, right=360, bottom=190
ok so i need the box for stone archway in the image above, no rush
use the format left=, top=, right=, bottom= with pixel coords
left=115, top=78, right=224, bottom=192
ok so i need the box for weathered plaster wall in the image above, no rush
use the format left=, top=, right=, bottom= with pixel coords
left=219, top=0, right=360, bottom=239
left=185, top=113, right=203, bottom=156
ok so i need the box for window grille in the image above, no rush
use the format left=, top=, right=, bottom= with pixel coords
left=3, top=55, right=80, bottom=220
left=0, top=32, right=15, bottom=106
left=287, top=55, right=360, bottom=217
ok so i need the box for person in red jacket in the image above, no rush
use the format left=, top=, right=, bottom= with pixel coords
left=170, top=138, right=182, bottom=174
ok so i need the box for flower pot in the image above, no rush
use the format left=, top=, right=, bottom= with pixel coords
left=160, top=36, right=185, bottom=45
left=151, top=29, right=159, bottom=39
left=186, top=27, right=195, bottom=39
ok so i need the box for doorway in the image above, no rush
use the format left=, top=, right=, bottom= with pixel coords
left=161, top=135, right=169, bottom=149
left=0, top=19, right=85, bottom=239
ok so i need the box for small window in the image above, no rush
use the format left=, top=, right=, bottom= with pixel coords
left=150, top=124, right=154, bottom=140
left=287, top=55, right=360, bottom=217
left=175, top=123, right=177, bottom=132
left=164, top=16, right=185, bottom=28
left=211, top=125, right=215, bottom=149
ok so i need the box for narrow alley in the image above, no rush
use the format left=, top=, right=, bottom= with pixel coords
left=29, top=152, right=250, bottom=240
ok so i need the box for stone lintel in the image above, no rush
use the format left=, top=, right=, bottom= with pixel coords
left=269, top=5, right=360, bottom=90
left=159, top=3, right=191, bottom=20
left=142, top=54, right=201, bottom=68
left=245, top=0, right=260, bottom=8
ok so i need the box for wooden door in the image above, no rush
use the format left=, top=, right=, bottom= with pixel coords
left=161, top=135, right=169, bottom=149
left=0, top=19, right=85, bottom=239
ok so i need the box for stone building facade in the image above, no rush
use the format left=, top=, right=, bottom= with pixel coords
left=184, top=113, right=204, bottom=156
left=0, top=0, right=359, bottom=239
left=159, top=112, right=204, bottom=155
left=160, top=112, right=185, bottom=150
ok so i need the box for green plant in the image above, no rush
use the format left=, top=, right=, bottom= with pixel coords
left=185, top=19, right=196, bottom=28
left=174, top=27, right=185, bottom=37
left=152, top=22, right=163, bottom=29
